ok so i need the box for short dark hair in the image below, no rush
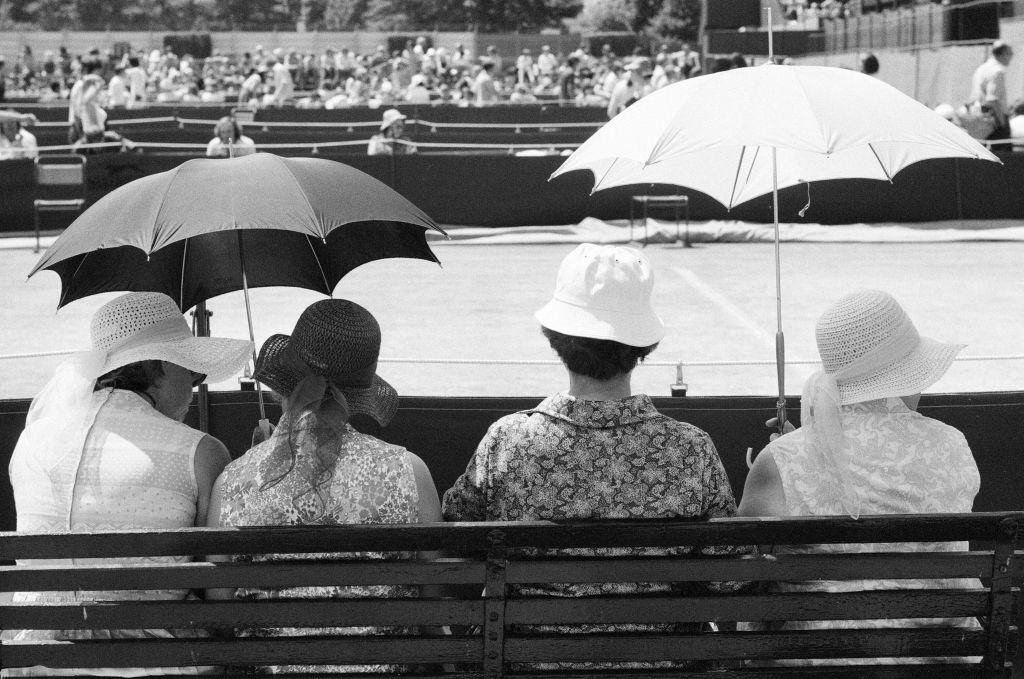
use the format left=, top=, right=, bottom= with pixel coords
left=95, top=360, right=164, bottom=392
left=542, top=327, right=657, bottom=381
left=860, top=52, right=879, bottom=75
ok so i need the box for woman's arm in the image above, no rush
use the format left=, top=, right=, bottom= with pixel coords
left=203, top=472, right=235, bottom=601
left=737, top=447, right=788, bottom=518
left=193, top=435, right=232, bottom=528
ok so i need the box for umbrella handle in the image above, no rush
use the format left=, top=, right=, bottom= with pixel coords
left=775, top=330, right=787, bottom=433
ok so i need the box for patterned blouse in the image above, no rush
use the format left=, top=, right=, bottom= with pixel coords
left=757, top=397, right=982, bottom=665
left=442, top=392, right=748, bottom=668
left=215, top=409, right=420, bottom=674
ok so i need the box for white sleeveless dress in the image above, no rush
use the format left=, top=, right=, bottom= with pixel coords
left=4, top=389, right=207, bottom=677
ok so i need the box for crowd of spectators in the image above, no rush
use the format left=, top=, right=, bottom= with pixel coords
left=0, top=38, right=721, bottom=116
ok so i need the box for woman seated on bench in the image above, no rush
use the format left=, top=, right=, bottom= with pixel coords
left=739, top=289, right=982, bottom=664
left=5, top=292, right=251, bottom=676
left=207, top=299, right=442, bottom=674
left=442, top=243, right=748, bottom=670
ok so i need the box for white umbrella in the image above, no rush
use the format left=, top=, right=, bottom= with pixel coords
left=552, top=63, right=1000, bottom=427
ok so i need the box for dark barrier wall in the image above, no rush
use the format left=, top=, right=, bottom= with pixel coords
left=1, top=391, right=1022, bottom=531
left=3, top=151, right=1024, bottom=229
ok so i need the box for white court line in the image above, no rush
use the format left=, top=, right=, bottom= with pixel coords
left=670, top=266, right=817, bottom=386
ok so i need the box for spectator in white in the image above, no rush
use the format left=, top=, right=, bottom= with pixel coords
left=0, top=113, right=38, bottom=160
left=367, top=108, right=417, bottom=156
left=1009, top=99, right=1024, bottom=142
left=405, top=73, right=431, bottom=104
left=238, top=69, right=263, bottom=106
left=509, top=82, right=538, bottom=104
left=206, top=116, right=256, bottom=158
left=107, top=66, right=129, bottom=108
left=537, top=44, right=558, bottom=78
left=607, top=62, right=642, bottom=119
left=597, top=62, right=620, bottom=100
left=473, top=61, right=498, bottom=107
left=124, top=56, right=148, bottom=109
left=970, top=41, right=1014, bottom=146
left=267, top=52, right=295, bottom=108
left=516, top=48, right=536, bottom=85
left=68, top=59, right=107, bottom=145
left=672, top=43, right=701, bottom=79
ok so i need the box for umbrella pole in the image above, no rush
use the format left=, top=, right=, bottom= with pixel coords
left=771, top=147, right=787, bottom=433
left=236, top=231, right=267, bottom=423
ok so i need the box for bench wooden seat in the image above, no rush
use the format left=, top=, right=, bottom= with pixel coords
left=1, top=512, right=1022, bottom=677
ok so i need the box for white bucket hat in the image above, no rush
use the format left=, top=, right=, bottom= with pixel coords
left=814, top=289, right=964, bottom=405
left=380, top=108, right=406, bottom=130
left=535, top=243, right=665, bottom=347
left=89, top=292, right=253, bottom=383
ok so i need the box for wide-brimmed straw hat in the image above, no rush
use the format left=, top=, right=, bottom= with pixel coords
left=90, top=292, right=252, bottom=383
left=815, top=289, right=964, bottom=405
left=535, top=243, right=665, bottom=347
left=380, top=108, right=406, bottom=130
left=253, top=299, right=398, bottom=426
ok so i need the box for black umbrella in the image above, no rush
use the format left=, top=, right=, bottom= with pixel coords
left=30, top=153, right=447, bottom=423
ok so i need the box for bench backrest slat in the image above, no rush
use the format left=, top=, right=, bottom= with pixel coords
left=2, top=513, right=1016, bottom=559
left=0, top=559, right=487, bottom=591
left=506, top=551, right=999, bottom=583
left=503, top=629, right=989, bottom=663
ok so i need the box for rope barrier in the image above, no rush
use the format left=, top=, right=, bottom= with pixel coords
left=3, top=350, right=1022, bottom=367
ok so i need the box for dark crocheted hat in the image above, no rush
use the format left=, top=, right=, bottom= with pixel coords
left=253, top=299, right=398, bottom=427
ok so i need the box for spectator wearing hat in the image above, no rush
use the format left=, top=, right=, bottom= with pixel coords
left=443, top=243, right=747, bottom=671
left=207, top=299, right=442, bottom=674
left=0, top=111, right=37, bottom=160
left=367, top=107, right=416, bottom=155
left=739, top=290, right=981, bottom=665
left=516, top=47, right=536, bottom=85
left=5, top=292, right=252, bottom=675
left=206, top=115, right=256, bottom=158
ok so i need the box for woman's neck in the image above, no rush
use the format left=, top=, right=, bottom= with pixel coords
left=567, top=371, right=631, bottom=401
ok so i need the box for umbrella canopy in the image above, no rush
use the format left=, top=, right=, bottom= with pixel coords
left=552, top=63, right=1000, bottom=430
left=552, top=64, right=999, bottom=207
left=30, top=153, right=447, bottom=310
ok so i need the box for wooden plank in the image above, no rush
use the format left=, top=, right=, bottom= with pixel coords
left=1, top=598, right=484, bottom=630
left=3, top=635, right=483, bottom=668
left=2, top=514, right=1020, bottom=560
left=502, top=629, right=988, bottom=663
left=506, top=552, right=995, bottom=583
left=504, top=590, right=989, bottom=624
left=501, top=668, right=988, bottom=679
left=0, top=559, right=486, bottom=591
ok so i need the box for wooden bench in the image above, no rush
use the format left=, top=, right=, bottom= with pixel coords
left=2, top=512, right=1022, bottom=677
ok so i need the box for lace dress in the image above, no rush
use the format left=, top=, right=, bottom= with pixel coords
left=4, top=389, right=208, bottom=677
left=759, top=397, right=983, bottom=665
left=442, top=392, right=749, bottom=670
left=214, top=410, right=420, bottom=674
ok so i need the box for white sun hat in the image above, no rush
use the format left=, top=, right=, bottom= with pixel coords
left=535, top=243, right=665, bottom=347
left=89, top=291, right=253, bottom=383
left=814, top=289, right=964, bottom=405
left=380, top=108, right=406, bottom=130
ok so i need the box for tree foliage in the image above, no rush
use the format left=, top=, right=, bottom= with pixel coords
left=0, top=0, right=696, bottom=35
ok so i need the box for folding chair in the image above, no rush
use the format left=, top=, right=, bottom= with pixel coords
left=34, top=155, right=86, bottom=253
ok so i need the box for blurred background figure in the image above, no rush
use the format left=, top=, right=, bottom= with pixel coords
left=206, top=115, right=256, bottom=158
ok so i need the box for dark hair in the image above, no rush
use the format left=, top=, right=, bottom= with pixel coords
left=542, top=327, right=657, bottom=381
left=860, top=52, right=879, bottom=75
left=992, top=42, right=1012, bottom=59
left=128, top=56, right=139, bottom=67
left=94, top=360, right=164, bottom=392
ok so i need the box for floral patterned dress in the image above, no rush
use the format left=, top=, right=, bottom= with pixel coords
left=442, top=392, right=749, bottom=670
left=214, top=410, right=420, bottom=674
left=758, top=397, right=983, bottom=665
